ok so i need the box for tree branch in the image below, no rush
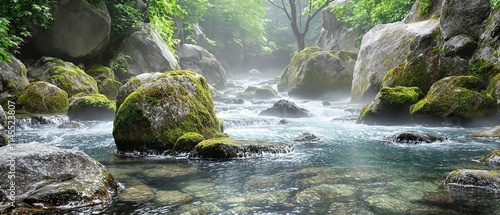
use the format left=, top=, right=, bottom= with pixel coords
left=303, top=0, right=333, bottom=36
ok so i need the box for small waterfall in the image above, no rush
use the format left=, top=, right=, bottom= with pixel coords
left=16, top=115, right=69, bottom=130
left=221, top=118, right=279, bottom=129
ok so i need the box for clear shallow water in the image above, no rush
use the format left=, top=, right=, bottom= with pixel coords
left=16, top=79, right=500, bottom=214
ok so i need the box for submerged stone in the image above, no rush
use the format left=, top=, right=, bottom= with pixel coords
left=118, top=181, right=156, bottom=203
left=190, top=137, right=293, bottom=159
left=0, top=143, right=119, bottom=213
left=254, top=86, right=280, bottom=99
left=470, top=126, right=500, bottom=138
left=293, top=133, right=320, bottom=142
left=154, top=190, right=194, bottom=205
left=481, top=149, right=500, bottom=167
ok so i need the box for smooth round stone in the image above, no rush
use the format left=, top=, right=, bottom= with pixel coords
left=155, top=190, right=194, bottom=205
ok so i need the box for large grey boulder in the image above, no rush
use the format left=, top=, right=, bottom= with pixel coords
left=178, top=44, right=227, bottom=89
left=403, top=0, right=444, bottom=23
left=0, top=143, right=119, bottom=213
left=473, top=9, right=500, bottom=64
left=440, top=0, right=490, bottom=40
left=113, top=71, right=223, bottom=152
left=351, top=20, right=440, bottom=101
left=111, top=24, right=179, bottom=81
left=0, top=55, right=29, bottom=102
left=316, top=0, right=359, bottom=51
left=278, top=46, right=357, bottom=100
left=115, top=72, right=164, bottom=110
left=30, top=0, right=111, bottom=61
left=27, top=57, right=98, bottom=96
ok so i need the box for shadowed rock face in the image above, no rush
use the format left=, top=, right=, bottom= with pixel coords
left=258, top=99, right=314, bottom=118
left=178, top=44, right=227, bottom=90
left=0, top=143, right=120, bottom=213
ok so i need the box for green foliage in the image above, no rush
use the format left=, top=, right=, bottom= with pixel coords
left=106, top=0, right=142, bottom=42
left=110, top=53, right=132, bottom=74
left=418, top=0, right=432, bottom=17
left=147, top=0, right=185, bottom=51
left=0, top=0, right=56, bottom=62
left=493, top=0, right=500, bottom=9
left=332, top=0, right=415, bottom=33
left=200, top=0, right=266, bottom=55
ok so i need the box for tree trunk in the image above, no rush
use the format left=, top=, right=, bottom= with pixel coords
left=297, top=34, right=305, bottom=51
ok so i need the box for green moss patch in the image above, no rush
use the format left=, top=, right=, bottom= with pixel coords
left=173, top=132, right=205, bottom=153
left=99, top=78, right=123, bottom=100
left=190, top=137, right=293, bottom=159
left=68, top=93, right=116, bottom=121
left=17, top=81, right=69, bottom=114
left=86, top=64, right=116, bottom=82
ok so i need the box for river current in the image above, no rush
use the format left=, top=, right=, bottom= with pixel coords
left=16, top=78, right=500, bottom=214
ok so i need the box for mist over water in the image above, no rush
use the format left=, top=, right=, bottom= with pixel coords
left=16, top=78, right=500, bottom=214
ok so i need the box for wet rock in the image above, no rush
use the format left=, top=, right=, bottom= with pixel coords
left=410, top=76, right=497, bottom=126
left=179, top=44, right=227, bottom=89
left=278, top=47, right=357, bottom=100
left=154, top=190, right=194, bottom=205
left=86, top=64, right=116, bottom=82
left=115, top=72, right=164, bottom=110
left=0, top=143, right=119, bottom=213
left=244, top=86, right=259, bottom=92
left=113, top=71, right=223, bottom=152
left=364, top=194, right=412, bottom=214
left=68, top=94, right=116, bottom=121
left=481, top=149, right=500, bottom=167
left=0, top=105, right=5, bottom=128
left=258, top=99, right=314, bottom=118
left=331, top=115, right=358, bottom=122
left=173, top=132, right=205, bottom=153
left=236, top=91, right=255, bottom=99
left=470, top=126, right=500, bottom=138
left=27, top=57, right=98, bottom=96
left=29, top=0, right=110, bottom=61
left=222, top=98, right=244, bottom=104
left=190, top=137, right=293, bottom=159
left=111, top=24, right=178, bottom=81
left=57, top=121, right=87, bottom=129
left=322, top=101, right=331, bottom=106
left=17, top=81, right=69, bottom=114
left=0, top=129, right=9, bottom=147
left=293, top=133, right=320, bottom=142
left=254, top=86, right=280, bottom=99
left=171, top=202, right=223, bottom=214
left=243, top=190, right=290, bottom=206
left=244, top=174, right=284, bottom=191
left=444, top=169, right=500, bottom=200
left=98, top=78, right=123, bottom=100
left=384, top=131, right=446, bottom=144
left=16, top=115, right=69, bottom=130
left=278, top=119, right=292, bottom=125
left=0, top=54, right=29, bottom=101
left=358, top=87, right=424, bottom=125
left=181, top=178, right=216, bottom=198
left=118, top=181, right=156, bottom=203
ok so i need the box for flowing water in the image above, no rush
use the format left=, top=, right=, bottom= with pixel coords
left=16, top=78, right=500, bottom=214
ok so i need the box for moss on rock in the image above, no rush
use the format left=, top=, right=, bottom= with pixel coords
left=113, top=70, right=223, bottom=153
left=359, top=86, right=424, bottom=125
left=99, top=78, right=123, bottom=100
left=115, top=73, right=164, bottom=111
left=279, top=47, right=356, bottom=99
left=68, top=93, right=116, bottom=121
left=27, top=57, right=98, bottom=96
left=410, top=76, right=496, bottom=125
left=86, top=64, right=116, bottom=82
left=173, top=132, right=205, bottom=153
left=254, top=86, right=280, bottom=99
left=190, top=137, right=293, bottom=159
left=16, top=81, right=69, bottom=114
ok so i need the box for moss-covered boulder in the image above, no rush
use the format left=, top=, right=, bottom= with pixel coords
left=17, top=82, right=69, bottom=114
left=113, top=70, right=223, bottom=152
left=27, top=57, right=98, bottom=96
left=190, top=137, right=293, bottom=159
left=351, top=19, right=440, bottom=102
left=115, top=72, right=164, bottom=111
left=173, top=132, right=205, bottom=153
left=278, top=46, right=356, bottom=100
left=410, top=76, right=496, bottom=126
left=0, top=54, right=29, bottom=103
left=68, top=94, right=116, bottom=121
left=0, top=143, right=119, bottom=213
left=0, top=105, right=6, bottom=128
left=254, top=86, right=280, bottom=99
left=481, top=149, right=500, bottom=167
left=470, top=126, right=500, bottom=138
left=359, top=87, right=424, bottom=125
left=383, top=131, right=446, bottom=144
left=99, top=78, right=123, bottom=100
left=236, top=91, right=255, bottom=99
left=444, top=169, right=500, bottom=200
left=86, top=64, right=116, bottom=82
